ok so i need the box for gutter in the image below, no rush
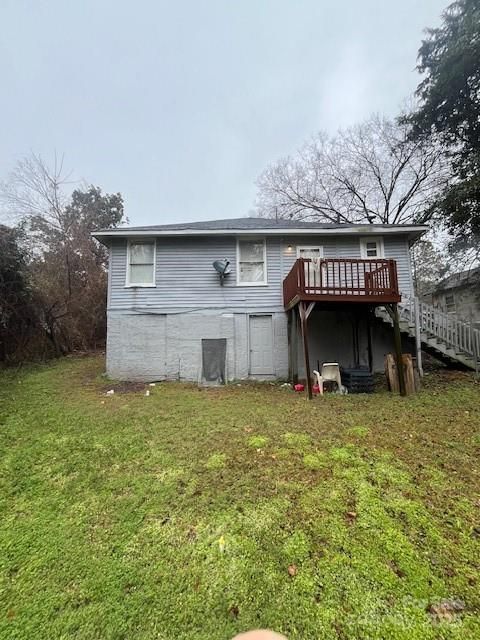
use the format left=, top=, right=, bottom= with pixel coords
left=92, top=225, right=429, bottom=243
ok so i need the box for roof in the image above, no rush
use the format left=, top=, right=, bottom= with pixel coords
left=97, top=218, right=420, bottom=232
left=433, top=266, right=480, bottom=293
left=92, top=217, right=428, bottom=243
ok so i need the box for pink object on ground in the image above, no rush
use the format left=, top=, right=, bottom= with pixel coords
left=294, top=383, right=304, bottom=392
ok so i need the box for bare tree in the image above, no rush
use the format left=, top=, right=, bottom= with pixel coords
left=0, top=153, right=72, bottom=229
left=411, top=238, right=450, bottom=295
left=0, top=153, right=124, bottom=358
left=256, top=114, right=449, bottom=225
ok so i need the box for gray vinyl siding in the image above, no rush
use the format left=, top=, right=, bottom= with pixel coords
left=108, top=234, right=414, bottom=311
left=383, top=236, right=413, bottom=297
left=110, top=236, right=284, bottom=312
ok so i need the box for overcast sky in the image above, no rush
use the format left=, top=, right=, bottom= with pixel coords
left=1, top=1, right=445, bottom=226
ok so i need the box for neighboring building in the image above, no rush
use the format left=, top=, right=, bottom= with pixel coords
left=428, top=267, right=480, bottom=329
left=93, top=218, right=427, bottom=383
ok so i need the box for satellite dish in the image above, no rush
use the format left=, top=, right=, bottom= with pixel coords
left=213, top=259, right=231, bottom=285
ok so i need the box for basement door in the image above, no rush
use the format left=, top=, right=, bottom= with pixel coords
left=249, top=315, right=274, bottom=375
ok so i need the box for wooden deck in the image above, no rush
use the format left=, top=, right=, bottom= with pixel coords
left=283, top=258, right=401, bottom=310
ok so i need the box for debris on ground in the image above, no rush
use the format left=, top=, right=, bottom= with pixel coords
left=100, top=381, right=147, bottom=394
left=428, top=599, right=465, bottom=623
left=228, top=604, right=239, bottom=619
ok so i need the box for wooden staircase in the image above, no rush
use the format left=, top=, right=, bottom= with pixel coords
left=376, top=295, right=480, bottom=372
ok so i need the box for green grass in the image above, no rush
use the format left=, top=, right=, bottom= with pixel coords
left=0, top=356, right=479, bottom=639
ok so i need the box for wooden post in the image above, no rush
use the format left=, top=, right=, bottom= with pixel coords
left=391, top=303, right=406, bottom=397
left=470, top=313, right=479, bottom=378
left=292, top=307, right=299, bottom=384
left=366, top=309, right=373, bottom=373
left=474, top=330, right=479, bottom=379
left=287, top=309, right=293, bottom=382
left=413, top=297, right=423, bottom=378
left=351, top=313, right=360, bottom=368
left=288, top=309, right=299, bottom=383
left=299, top=301, right=313, bottom=399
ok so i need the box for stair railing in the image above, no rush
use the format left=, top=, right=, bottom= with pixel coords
left=399, top=294, right=480, bottom=362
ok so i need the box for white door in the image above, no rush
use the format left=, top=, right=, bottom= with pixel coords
left=296, top=246, right=324, bottom=291
left=249, top=315, right=274, bottom=375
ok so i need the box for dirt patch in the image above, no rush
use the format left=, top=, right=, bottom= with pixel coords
left=422, top=369, right=475, bottom=389
left=100, top=381, right=147, bottom=394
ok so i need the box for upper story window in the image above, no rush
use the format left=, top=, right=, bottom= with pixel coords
left=445, top=293, right=456, bottom=313
left=360, top=236, right=384, bottom=259
left=126, top=240, right=156, bottom=286
left=296, top=246, right=324, bottom=260
left=237, top=239, right=267, bottom=285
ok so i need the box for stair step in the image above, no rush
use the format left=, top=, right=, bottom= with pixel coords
left=377, top=298, right=479, bottom=370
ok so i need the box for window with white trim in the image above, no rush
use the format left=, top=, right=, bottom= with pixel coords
left=360, top=236, right=384, bottom=259
left=445, top=293, right=456, bottom=313
left=237, top=239, right=267, bottom=285
left=296, top=246, right=324, bottom=260
left=126, top=240, right=155, bottom=286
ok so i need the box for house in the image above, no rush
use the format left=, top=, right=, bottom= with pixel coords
left=93, top=218, right=428, bottom=388
left=426, top=267, right=480, bottom=329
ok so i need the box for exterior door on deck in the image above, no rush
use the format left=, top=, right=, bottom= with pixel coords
left=296, top=246, right=324, bottom=293
left=249, top=315, right=274, bottom=375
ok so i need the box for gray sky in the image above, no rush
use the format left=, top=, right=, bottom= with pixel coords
left=1, top=1, right=445, bottom=226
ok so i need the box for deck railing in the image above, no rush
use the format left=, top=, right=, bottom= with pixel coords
left=283, top=258, right=401, bottom=308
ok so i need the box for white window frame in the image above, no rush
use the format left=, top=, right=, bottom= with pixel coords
left=125, top=239, right=156, bottom=287
left=296, top=245, right=324, bottom=259
left=236, top=237, right=268, bottom=286
left=445, top=293, right=456, bottom=313
left=360, top=236, right=385, bottom=259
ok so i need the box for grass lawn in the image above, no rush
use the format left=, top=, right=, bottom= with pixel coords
left=0, top=356, right=479, bottom=639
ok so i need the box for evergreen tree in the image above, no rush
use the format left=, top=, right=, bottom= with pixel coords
left=405, top=0, right=480, bottom=254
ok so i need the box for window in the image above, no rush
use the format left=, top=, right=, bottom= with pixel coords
left=296, top=246, right=324, bottom=260
left=126, top=240, right=155, bottom=286
left=360, top=236, right=384, bottom=259
left=445, top=293, right=456, bottom=313
left=237, top=239, right=267, bottom=285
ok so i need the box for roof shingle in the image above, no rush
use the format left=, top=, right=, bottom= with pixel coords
left=103, top=217, right=422, bottom=233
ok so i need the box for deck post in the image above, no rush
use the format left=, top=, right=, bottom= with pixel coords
left=366, top=309, right=373, bottom=373
left=292, top=308, right=299, bottom=384
left=352, top=313, right=360, bottom=368
left=287, top=309, right=292, bottom=382
left=299, top=302, right=313, bottom=399
left=288, top=309, right=298, bottom=383
left=473, top=320, right=479, bottom=378
left=391, top=303, right=406, bottom=397
left=413, top=297, right=424, bottom=378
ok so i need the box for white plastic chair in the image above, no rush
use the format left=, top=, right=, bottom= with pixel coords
left=313, top=363, right=347, bottom=395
